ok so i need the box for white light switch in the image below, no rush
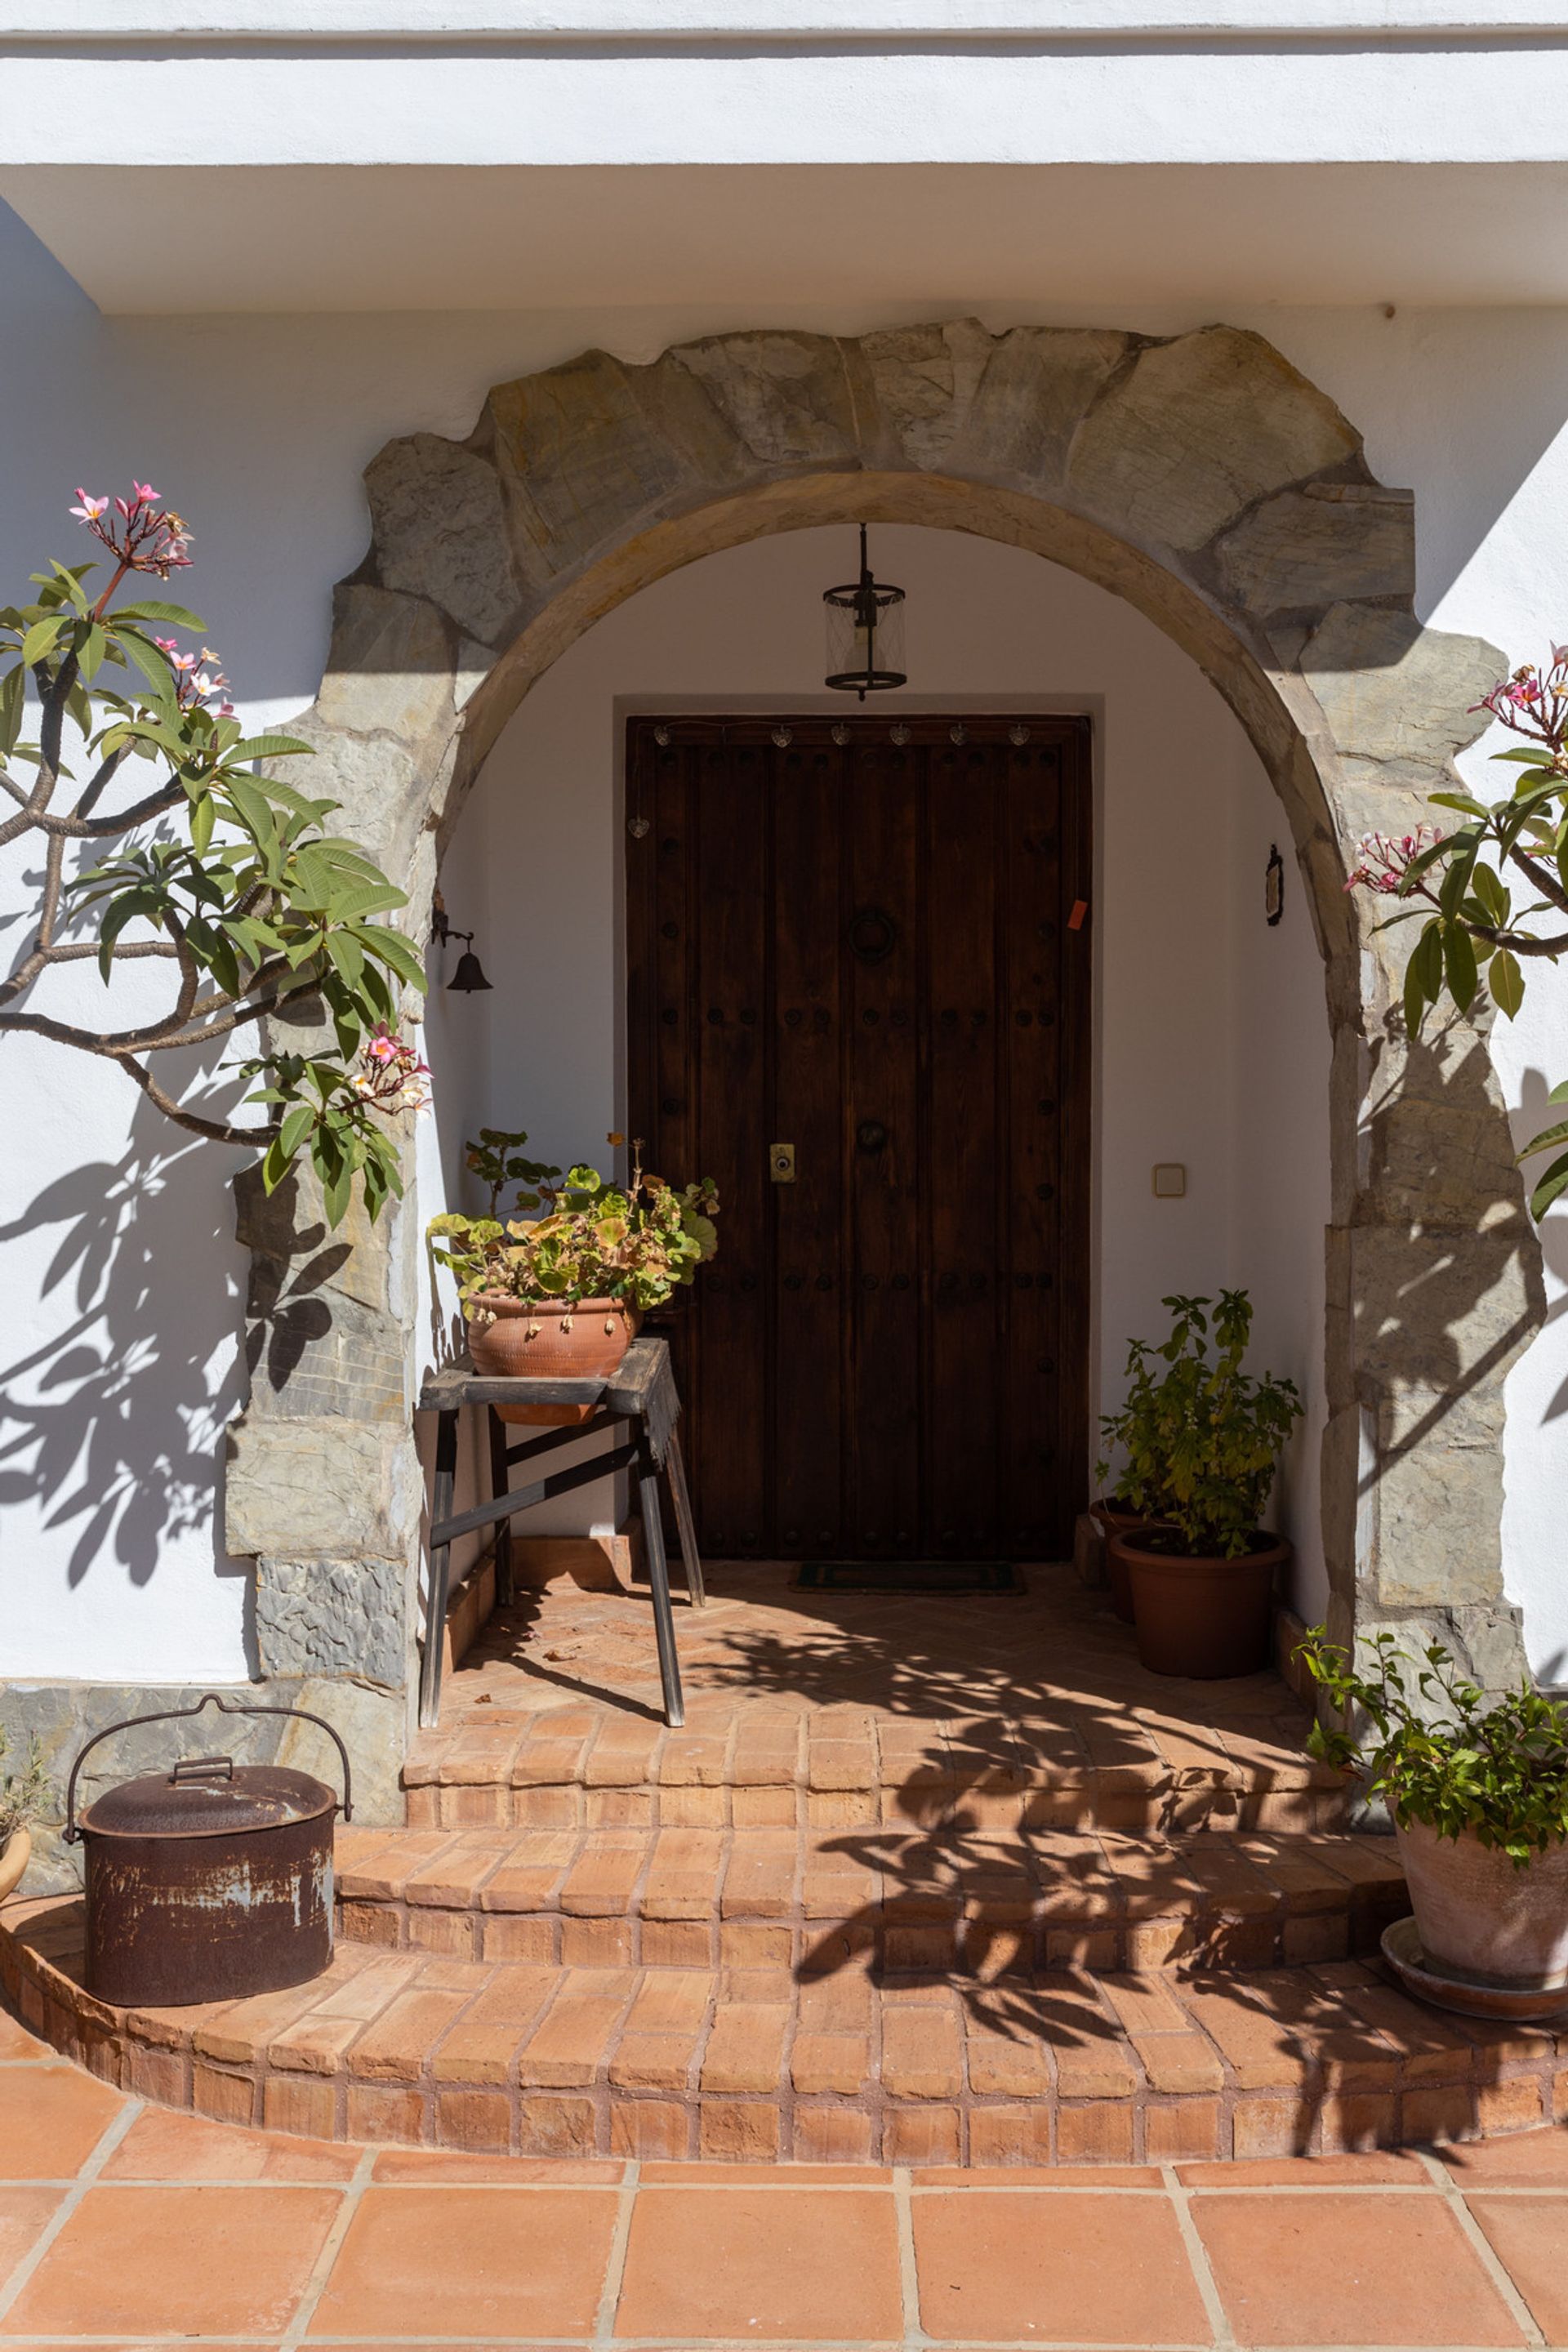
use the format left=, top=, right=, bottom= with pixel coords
left=1152, top=1163, right=1187, bottom=1198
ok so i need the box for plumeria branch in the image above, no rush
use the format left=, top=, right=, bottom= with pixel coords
left=1343, top=641, right=1568, bottom=1217
left=0, top=481, right=429, bottom=1217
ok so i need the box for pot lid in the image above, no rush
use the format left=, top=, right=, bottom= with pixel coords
left=78, top=1764, right=336, bottom=1841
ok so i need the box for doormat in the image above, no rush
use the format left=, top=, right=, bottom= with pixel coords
left=793, top=1561, right=1026, bottom=1595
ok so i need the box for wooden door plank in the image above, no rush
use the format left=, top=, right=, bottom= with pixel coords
left=771, top=739, right=845, bottom=1557
left=844, top=737, right=922, bottom=1557
left=693, top=737, right=771, bottom=1555
left=924, top=739, right=1003, bottom=1555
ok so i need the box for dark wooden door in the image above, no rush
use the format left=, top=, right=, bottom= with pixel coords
left=626, top=715, right=1091, bottom=1561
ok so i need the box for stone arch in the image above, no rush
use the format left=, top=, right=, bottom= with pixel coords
left=229, top=320, right=1547, bottom=1789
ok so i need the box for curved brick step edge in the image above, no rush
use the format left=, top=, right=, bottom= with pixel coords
left=5, top=1892, right=1564, bottom=2169
left=334, top=1824, right=1410, bottom=1977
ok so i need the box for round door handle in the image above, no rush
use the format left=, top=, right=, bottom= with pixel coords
left=856, top=1120, right=889, bottom=1152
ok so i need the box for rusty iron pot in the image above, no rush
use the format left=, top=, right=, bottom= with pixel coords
left=65, top=1694, right=351, bottom=2010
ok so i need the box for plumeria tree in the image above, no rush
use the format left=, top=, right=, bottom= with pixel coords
left=0, top=483, right=428, bottom=1225
left=1348, top=645, right=1568, bottom=1218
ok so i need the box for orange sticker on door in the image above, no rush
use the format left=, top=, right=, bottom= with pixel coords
left=1067, top=899, right=1089, bottom=931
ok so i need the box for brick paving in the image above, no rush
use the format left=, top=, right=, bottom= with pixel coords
left=3, top=1995, right=1568, bottom=2347
left=6, top=1890, right=1565, bottom=2167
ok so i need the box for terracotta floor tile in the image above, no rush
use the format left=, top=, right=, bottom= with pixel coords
left=639, top=2162, right=893, bottom=2184
left=0, top=2010, right=48, bottom=2060
left=1469, top=2195, right=1568, bottom=2343
left=3, top=2185, right=342, bottom=2335
left=1441, top=2127, right=1568, bottom=2184
left=0, top=2188, right=66, bottom=2287
left=101, top=2107, right=357, bottom=2181
left=1195, top=2191, right=1525, bottom=2345
left=0, top=2067, right=125, bottom=2180
left=614, top=2185, right=902, bottom=2341
left=370, top=2149, right=625, bottom=2182
left=915, top=2189, right=1209, bottom=2343
left=1178, top=2151, right=1432, bottom=2188
left=308, top=2186, right=618, bottom=2338
left=915, top=2165, right=1163, bottom=2187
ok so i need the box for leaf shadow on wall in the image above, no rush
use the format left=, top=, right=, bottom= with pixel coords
left=0, top=1094, right=252, bottom=1607
left=1352, top=1019, right=1546, bottom=1505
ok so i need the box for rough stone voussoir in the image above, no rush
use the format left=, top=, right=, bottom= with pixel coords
left=1067, top=325, right=1362, bottom=555
left=364, top=430, right=524, bottom=648
left=1300, top=605, right=1504, bottom=771
left=1214, top=483, right=1415, bottom=617
left=858, top=316, right=998, bottom=469
left=670, top=330, right=862, bottom=470
left=951, top=325, right=1130, bottom=493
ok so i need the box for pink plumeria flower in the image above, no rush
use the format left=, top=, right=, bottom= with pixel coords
left=131, top=482, right=158, bottom=505
left=69, top=492, right=109, bottom=522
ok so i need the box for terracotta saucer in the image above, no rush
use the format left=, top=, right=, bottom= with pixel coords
left=1381, top=1915, right=1568, bottom=2024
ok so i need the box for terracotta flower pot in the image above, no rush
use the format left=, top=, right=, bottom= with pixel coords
left=468, top=1294, right=642, bottom=1426
left=0, top=1827, right=30, bottom=1904
left=1396, top=1815, right=1568, bottom=1993
left=1111, top=1527, right=1289, bottom=1679
left=1089, top=1499, right=1152, bottom=1623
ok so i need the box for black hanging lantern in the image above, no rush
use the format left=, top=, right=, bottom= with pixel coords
left=446, top=930, right=492, bottom=992
left=824, top=524, right=906, bottom=700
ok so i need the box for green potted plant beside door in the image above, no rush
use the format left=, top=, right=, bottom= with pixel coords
left=1297, top=1628, right=1568, bottom=2017
left=1098, top=1291, right=1302, bottom=1678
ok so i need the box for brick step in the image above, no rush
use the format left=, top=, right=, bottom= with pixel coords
left=6, top=1889, right=1561, bottom=2168
left=403, top=1701, right=1351, bottom=1838
left=335, top=1821, right=1408, bottom=1976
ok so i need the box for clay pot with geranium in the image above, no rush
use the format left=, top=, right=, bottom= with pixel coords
left=1097, top=1290, right=1302, bottom=1678
left=1298, top=1628, right=1568, bottom=2017
left=428, top=1129, right=719, bottom=1426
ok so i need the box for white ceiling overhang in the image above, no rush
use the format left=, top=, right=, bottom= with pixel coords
left=7, top=8, right=1568, bottom=312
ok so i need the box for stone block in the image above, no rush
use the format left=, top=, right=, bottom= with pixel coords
left=365, top=431, right=522, bottom=647
left=255, top=1557, right=406, bottom=1688
left=859, top=315, right=997, bottom=468
left=955, top=325, right=1129, bottom=490
left=1301, top=604, right=1503, bottom=770
left=1215, top=483, right=1414, bottom=615
left=1069, top=326, right=1360, bottom=552
left=671, top=331, right=859, bottom=469
left=225, top=1419, right=421, bottom=1562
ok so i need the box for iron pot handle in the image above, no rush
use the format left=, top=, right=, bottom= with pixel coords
left=65, top=1692, right=354, bottom=1842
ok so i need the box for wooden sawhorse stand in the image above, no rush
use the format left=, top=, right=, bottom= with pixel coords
left=416, top=1336, right=705, bottom=1731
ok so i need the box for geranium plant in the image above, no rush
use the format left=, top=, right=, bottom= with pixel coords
left=428, top=1134, right=719, bottom=1319
left=0, top=483, right=427, bottom=1223
left=1348, top=642, right=1568, bottom=1217
left=1096, top=1290, right=1303, bottom=1559
left=1297, top=1627, right=1568, bottom=1866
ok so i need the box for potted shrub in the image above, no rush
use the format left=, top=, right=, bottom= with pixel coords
left=1093, top=1338, right=1179, bottom=1623
left=429, top=1131, right=719, bottom=1426
left=1098, top=1291, right=1303, bottom=1677
left=1298, top=1628, right=1568, bottom=2013
left=0, top=1727, right=51, bottom=1903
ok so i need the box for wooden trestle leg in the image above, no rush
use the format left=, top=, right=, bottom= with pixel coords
left=636, top=1431, right=685, bottom=1729
left=418, top=1407, right=459, bottom=1731
left=664, top=1428, right=706, bottom=1610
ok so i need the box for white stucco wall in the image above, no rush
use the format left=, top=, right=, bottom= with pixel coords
left=0, top=187, right=1561, bottom=1679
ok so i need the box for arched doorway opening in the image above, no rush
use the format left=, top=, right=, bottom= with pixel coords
left=228, top=322, right=1545, bottom=1805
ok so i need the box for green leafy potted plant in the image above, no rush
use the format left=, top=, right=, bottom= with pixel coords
left=1092, top=1339, right=1178, bottom=1624
left=1098, top=1291, right=1303, bottom=1678
left=0, top=1728, right=51, bottom=1904
left=1298, top=1628, right=1568, bottom=2015
left=429, top=1130, right=719, bottom=1426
